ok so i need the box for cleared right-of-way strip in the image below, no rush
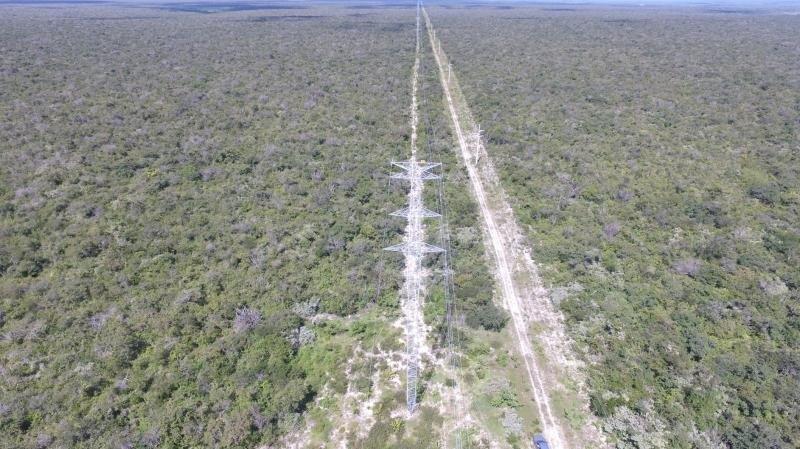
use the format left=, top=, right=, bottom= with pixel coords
left=422, top=7, right=609, bottom=449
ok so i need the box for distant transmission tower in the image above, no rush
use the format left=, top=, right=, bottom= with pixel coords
left=416, top=0, right=420, bottom=47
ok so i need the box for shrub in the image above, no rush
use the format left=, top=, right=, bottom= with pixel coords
left=233, top=307, right=262, bottom=334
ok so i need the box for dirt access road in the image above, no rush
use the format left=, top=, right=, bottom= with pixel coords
left=423, top=7, right=608, bottom=449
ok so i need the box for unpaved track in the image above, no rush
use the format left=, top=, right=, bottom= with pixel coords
left=423, top=8, right=607, bottom=449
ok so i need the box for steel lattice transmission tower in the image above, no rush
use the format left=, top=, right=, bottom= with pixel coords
left=385, top=159, right=443, bottom=415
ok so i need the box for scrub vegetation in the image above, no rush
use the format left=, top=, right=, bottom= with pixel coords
left=430, top=5, right=799, bottom=449
left=2, top=3, right=798, bottom=449
left=0, top=5, right=419, bottom=449
left=0, top=5, right=512, bottom=448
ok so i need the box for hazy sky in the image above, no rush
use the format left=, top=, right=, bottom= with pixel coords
left=3, top=0, right=799, bottom=7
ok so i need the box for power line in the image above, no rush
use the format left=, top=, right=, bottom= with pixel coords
left=382, top=2, right=443, bottom=415
left=417, top=5, right=467, bottom=447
